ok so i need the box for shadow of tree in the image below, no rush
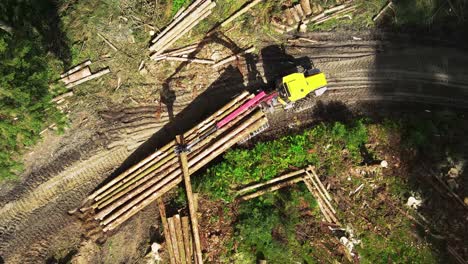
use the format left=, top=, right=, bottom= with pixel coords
left=0, top=0, right=71, bottom=66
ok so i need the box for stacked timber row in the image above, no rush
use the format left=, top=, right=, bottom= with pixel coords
left=272, top=0, right=355, bottom=33
left=80, top=91, right=268, bottom=232
left=165, top=214, right=195, bottom=264
left=149, top=0, right=216, bottom=59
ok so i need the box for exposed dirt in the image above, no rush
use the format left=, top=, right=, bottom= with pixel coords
left=1, top=30, right=468, bottom=263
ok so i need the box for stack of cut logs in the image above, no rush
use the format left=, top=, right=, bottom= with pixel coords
left=149, top=0, right=216, bottom=59
left=165, top=214, right=196, bottom=264
left=272, top=0, right=356, bottom=33
left=80, top=91, right=268, bottom=232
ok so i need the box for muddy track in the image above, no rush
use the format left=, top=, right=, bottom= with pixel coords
left=2, top=31, right=468, bottom=262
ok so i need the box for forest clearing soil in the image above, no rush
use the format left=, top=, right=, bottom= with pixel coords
left=1, top=31, right=468, bottom=262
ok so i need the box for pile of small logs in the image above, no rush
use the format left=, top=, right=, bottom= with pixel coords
left=80, top=91, right=268, bottom=232
left=149, top=0, right=216, bottom=58
left=59, top=60, right=110, bottom=89
left=165, top=214, right=196, bottom=264
left=272, top=0, right=356, bottom=33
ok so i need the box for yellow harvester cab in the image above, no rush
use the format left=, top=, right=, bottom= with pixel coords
left=277, top=70, right=327, bottom=106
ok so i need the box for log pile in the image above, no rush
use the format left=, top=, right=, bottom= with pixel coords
left=272, top=1, right=356, bottom=34
left=166, top=214, right=196, bottom=264
left=149, top=0, right=216, bottom=59
left=59, top=60, right=110, bottom=89
left=80, top=91, right=268, bottom=232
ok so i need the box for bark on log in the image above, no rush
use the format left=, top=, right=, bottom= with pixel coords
left=181, top=217, right=192, bottom=263
left=295, top=4, right=305, bottom=19
left=155, top=4, right=215, bottom=55
left=150, top=1, right=214, bottom=54
left=158, top=198, right=176, bottom=264
left=220, top=0, right=263, bottom=28
left=151, top=0, right=205, bottom=44
left=237, top=169, right=306, bottom=195
left=168, top=217, right=181, bottom=264
left=164, top=56, right=215, bottom=64
left=52, top=91, right=74, bottom=103
left=65, top=68, right=111, bottom=89
left=174, top=215, right=187, bottom=264
left=176, top=135, right=203, bottom=264
left=284, top=8, right=295, bottom=25
left=239, top=176, right=304, bottom=201
left=290, top=7, right=301, bottom=22
left=102, top=115, right=267, bottom=231
left=60, top=67, right=92, bottom=85
left=300, top=0, right=312, bottom=16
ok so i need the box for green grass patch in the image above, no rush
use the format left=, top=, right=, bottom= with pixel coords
left=195, top=120, right=368, bottom=202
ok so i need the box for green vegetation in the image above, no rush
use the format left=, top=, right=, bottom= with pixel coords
left=195, top=118, right=444, bottom=262
left=196, top=120, right=368, bottom=202
left=228, top=188, right=317, bottom=263
left=0, top=1, right=66, bottom=180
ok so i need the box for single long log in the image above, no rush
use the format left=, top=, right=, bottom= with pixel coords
left=314, top=6, right=356, bottom=25
left=220, top=0, right=263, bottom=28
left=66, top=68, right=111, bottom=89
left=94, top=97, right=257, bottom=215
left=158, top=199, right=176, bottom=264
left=97, top=32, right=118, bottom=51
left=212, top=47, right=255, bottom=68
left=373, top=1, right=392, bottom=22
left=295, top=4, right=305, bottom=19
left=181, top=217, right=192, bottom=264
left=173, top=215, right=187, bottom=264
left=60, top=60, right=92, bottom=78
left=97, top=109, right=264, bottom=222
left=164, top=56, right=215, bottom=64
left=237, top=169, right=306, bottom=195
left=290, top=7, right=301, bottom=22
left=88, top=92, right=250, bottom=202
left=167, top=217, right=181, bottom=264
left=52, top=91, right=74, bottom=103
left=103, top=116, right=267, bottom=231
left=177, top=135, right=203, bottom=264
left=239, top=176, right=304, bottom=201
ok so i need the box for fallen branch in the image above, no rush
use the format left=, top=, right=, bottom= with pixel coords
left=97, top=33, right=118, bottom=51
left=372, top=1, right=392, bottom=22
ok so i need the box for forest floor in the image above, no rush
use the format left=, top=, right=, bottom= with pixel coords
left=0, top=0, right=467, bottom=263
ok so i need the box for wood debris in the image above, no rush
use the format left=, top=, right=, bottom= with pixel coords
left=219, top=0, right=263, bottom=28
left=149, top=0, right=216, bottom=57
left=59, top=60, right=111, bottom=89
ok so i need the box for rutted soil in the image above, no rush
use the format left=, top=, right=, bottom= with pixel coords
left=1, top=31, right=468, bottom=263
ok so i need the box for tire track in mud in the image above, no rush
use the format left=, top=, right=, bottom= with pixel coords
left=2, top=33, right=468, bottom=262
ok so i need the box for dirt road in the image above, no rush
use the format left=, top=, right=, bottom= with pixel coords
left=1, top=31, right=468, bottom=263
